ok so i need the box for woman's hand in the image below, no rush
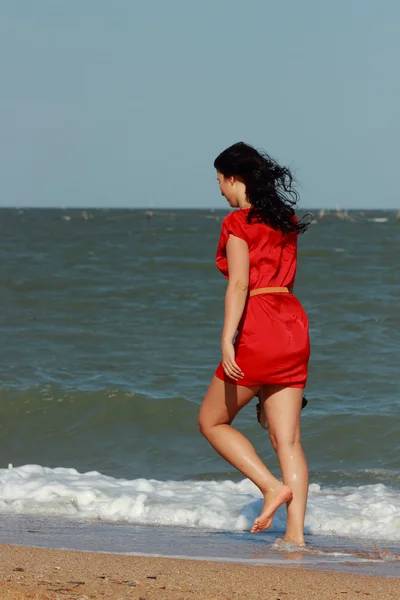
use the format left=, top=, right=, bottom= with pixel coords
left=222, top=340, right=244, bottom=381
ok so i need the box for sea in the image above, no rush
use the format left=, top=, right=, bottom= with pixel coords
left=0, top=207, right=399, bottom=576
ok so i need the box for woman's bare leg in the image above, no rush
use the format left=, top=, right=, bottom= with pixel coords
left=198, top=376, right=292, bottom=533
left=263, top=385, right=309, bottom=546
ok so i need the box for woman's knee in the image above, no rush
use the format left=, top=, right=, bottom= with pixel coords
left=197, top=410, right=209, bottom=436
left=198, top=411, right=228, bottom=436
left=269, top=429, right=301, bottom=453
left=275, top=439, right=302, bottom=457
left=198, top=414, right=209, bottom=436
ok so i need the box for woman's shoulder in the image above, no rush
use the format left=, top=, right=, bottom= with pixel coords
left=220, top=209, right=249, bottom=243
left=222, top=209, right=249, bottom=227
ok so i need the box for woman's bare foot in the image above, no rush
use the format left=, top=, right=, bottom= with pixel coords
left=251, top=485, right=293, bottom=533
left=282, top=535, right=306, bottom=547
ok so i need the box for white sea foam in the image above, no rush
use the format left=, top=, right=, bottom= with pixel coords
left=0, top=465, right=399, bottom=541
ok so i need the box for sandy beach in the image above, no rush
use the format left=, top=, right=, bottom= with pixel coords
left=0, top=545, right=398, bottom=600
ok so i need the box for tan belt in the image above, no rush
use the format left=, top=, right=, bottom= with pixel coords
left=249, top=286, right=289, bottom=297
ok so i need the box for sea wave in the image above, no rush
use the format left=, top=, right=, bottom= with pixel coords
left=1, top=464, right=399, bottom=542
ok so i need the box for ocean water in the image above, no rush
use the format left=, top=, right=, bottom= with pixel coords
left=0, top=208, right=399, bottom=575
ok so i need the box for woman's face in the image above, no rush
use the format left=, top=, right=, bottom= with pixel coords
left=216, top=171, right=238, bottom=207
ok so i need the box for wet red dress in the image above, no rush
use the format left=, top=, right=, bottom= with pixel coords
left=215, top=208, right=310, bottom=388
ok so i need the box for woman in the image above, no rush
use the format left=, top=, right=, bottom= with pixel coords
left=198, top=142, right=310, bottom=546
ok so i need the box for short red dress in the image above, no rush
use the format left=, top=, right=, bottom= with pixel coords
left=215, top=208, right=310, bottom=388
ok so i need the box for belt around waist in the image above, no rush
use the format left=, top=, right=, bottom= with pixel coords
left=249, top=287, right=289, bottom=297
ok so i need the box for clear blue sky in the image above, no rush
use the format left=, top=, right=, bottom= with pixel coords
left=1, top=1, right=399, bottom=209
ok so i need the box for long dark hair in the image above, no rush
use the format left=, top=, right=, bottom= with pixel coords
left=214, top=142, right=309, bottom=234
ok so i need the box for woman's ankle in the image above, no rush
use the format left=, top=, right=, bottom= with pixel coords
left=259, top=480, right=290, bottom=496
left=282, top=531, right=305, bottom=546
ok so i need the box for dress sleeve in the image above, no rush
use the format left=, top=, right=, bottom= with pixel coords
left=219, top=212, right=248, bottom=249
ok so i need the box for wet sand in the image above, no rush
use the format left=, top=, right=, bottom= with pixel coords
left=0, top=544, right=399, bottom=599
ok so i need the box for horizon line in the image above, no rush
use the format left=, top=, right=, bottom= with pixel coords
left=0, top=206, right=398, bottom=212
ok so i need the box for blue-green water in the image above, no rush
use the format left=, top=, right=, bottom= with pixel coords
left=0, top=208, right=399, bottom=573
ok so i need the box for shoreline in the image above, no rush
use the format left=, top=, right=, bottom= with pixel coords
left=0, top=544, right=399, bottom=600
left=1, top=512, right=399, bottom=578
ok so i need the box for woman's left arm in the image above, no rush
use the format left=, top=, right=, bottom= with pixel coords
left=221, top=234, right=249, bottom=380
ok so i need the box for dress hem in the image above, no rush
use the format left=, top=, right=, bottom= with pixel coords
left=214, top=368, right=306, bottom=389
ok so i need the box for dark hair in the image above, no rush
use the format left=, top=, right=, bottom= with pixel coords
left=214, top=142, right=309, bottom=234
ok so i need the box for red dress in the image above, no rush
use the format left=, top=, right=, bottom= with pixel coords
left=215, top=208, right=310, bottom=388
